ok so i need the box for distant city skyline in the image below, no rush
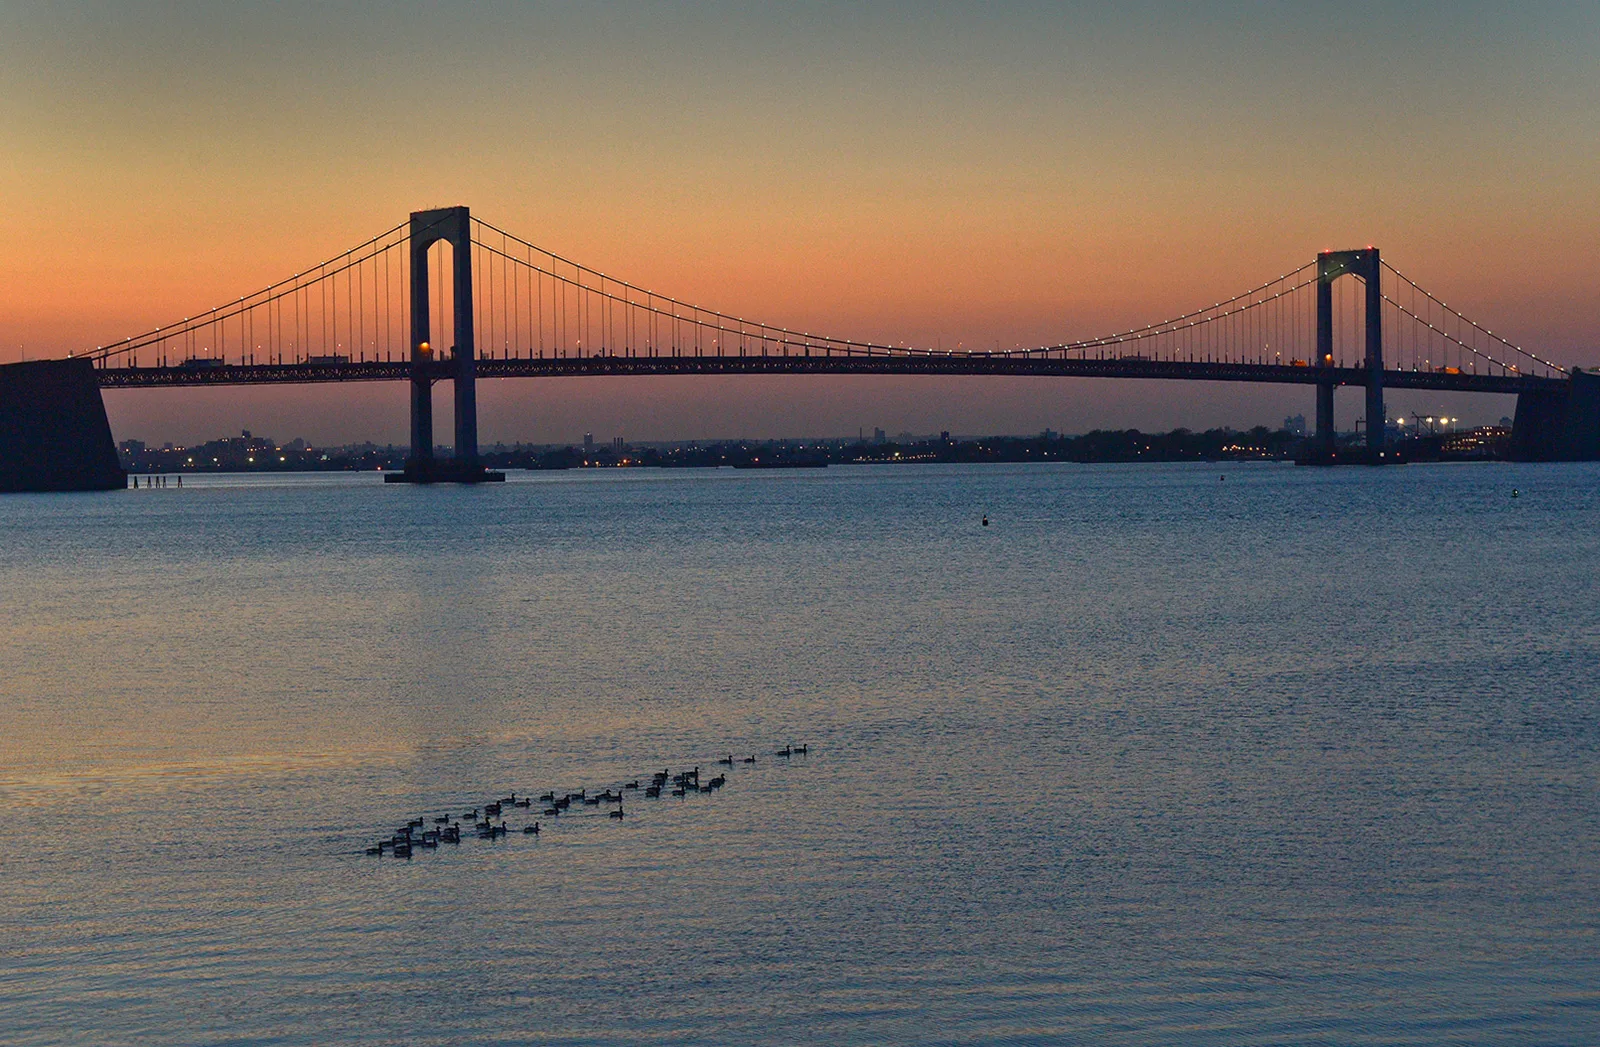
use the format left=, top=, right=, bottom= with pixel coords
left=6, top=2, right=1597, bottom=443
left=110, top=407, right=1514, bottom=458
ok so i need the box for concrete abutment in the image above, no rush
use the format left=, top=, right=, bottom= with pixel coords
left=0, top=359, right=126, bottom=492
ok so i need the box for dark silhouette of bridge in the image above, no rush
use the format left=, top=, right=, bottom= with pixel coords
left=73, top=205, right=1596, bottom=479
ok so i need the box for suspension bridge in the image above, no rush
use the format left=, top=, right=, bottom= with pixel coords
left=4, top=205, right=1594, bottom=490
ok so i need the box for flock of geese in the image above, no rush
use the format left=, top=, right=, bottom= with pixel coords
left=365, top=744, right=810, bottom=858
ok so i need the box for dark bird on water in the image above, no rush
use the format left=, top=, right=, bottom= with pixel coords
left=363, top=743, right=822, bottom=861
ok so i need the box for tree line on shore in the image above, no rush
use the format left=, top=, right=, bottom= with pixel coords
left=118, top=426, right=1314, bottom=473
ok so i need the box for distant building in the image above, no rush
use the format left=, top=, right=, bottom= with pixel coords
left=1284, top=414, right=1307, bottom=436
left=612, top=436, right=625, bottom=451
left=583, top=433, right=594, bottom=451
left=873, top=427, right=886, bottom=444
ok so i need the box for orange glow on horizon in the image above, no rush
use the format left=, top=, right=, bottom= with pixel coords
left=4, top=5, right=1596, bottom=440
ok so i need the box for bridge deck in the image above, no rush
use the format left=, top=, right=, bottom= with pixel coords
left=94, top=357, right=1559, bottom=394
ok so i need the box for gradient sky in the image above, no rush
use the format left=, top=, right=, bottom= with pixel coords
left=3, top=1, right=1596, bottom=444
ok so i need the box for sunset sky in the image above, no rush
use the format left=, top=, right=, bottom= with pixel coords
left=3, top=2, right=1596, bottom=444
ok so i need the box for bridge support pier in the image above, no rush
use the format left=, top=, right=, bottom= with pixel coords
left=386, top=206, right=502, bottom=485
left=0, top=359, right=125, bottom=492
left=1510, top=370, right=1600, bottom=460
left=1315, top=377, right=1335, bottom=452
left=409, top=345, right=434, bottom=474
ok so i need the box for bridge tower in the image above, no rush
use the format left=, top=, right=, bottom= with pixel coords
left=1315, top=249, right=1384, bottom=460
left=387, top=205, right=502, bottom=484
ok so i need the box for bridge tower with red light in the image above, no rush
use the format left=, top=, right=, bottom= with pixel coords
left=389, top=206, right=502, bottom=483
left=1314, top=248, right=1383, bottom=460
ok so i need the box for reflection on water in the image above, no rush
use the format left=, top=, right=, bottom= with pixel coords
left=2, top=464, right=1597, bottom=1045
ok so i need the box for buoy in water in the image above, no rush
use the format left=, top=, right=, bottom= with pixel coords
left=1512, top=488, right=1520, bottom=498
left=981, top=515, right=989, bottom=527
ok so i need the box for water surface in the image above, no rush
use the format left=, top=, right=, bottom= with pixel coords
left=2, top=463, right=1597, bottom=1044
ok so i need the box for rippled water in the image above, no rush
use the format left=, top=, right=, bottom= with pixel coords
left=1, top=462, right=1597, bottom=1045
